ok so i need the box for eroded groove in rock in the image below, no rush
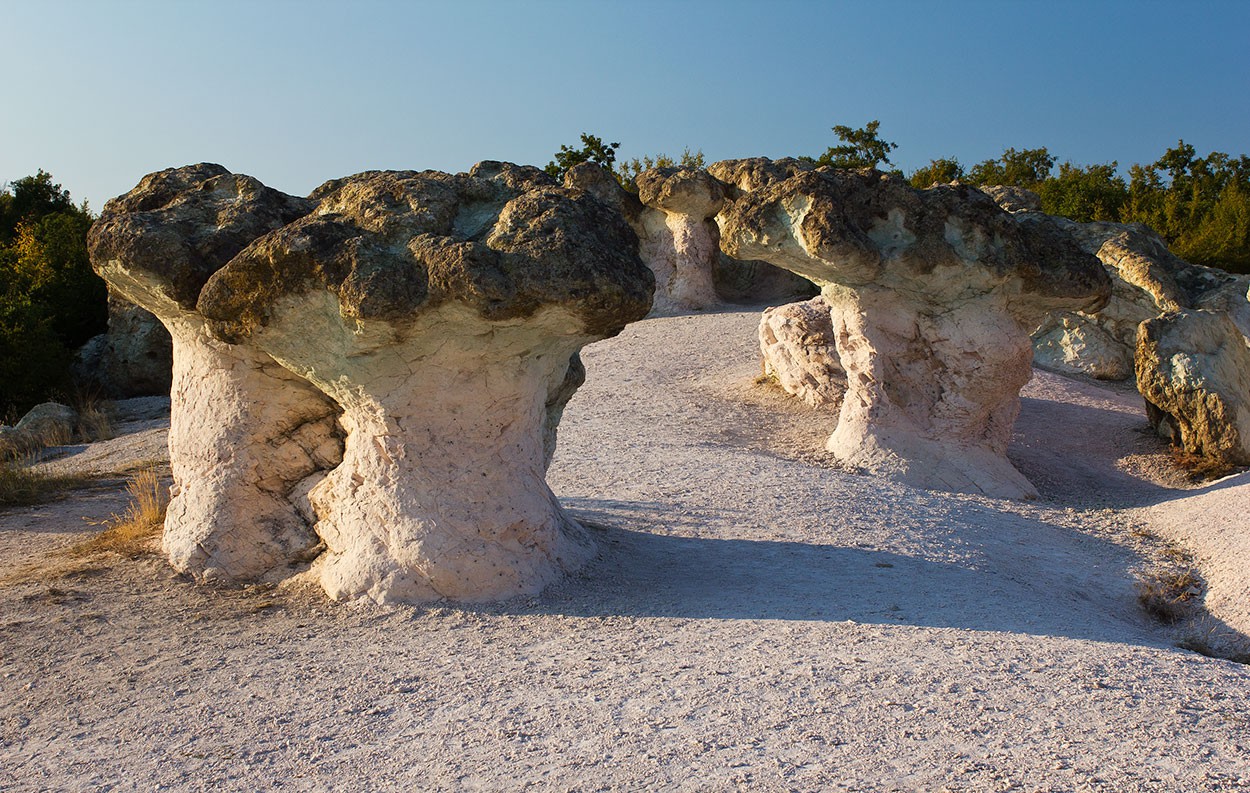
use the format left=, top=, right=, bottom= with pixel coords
left=88, top=165, right=344, bottom=583
left=198, top=162, right=653, bottom=603
left=720, top=165, right=1111, bottom=499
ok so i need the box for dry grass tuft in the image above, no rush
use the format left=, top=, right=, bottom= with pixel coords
left=1137, top=567, right=1203, bottom=625
left=1168, top=446, right=1239, bottom=483
left=70, top=467, right=168, bottom=558
left=0, top=457, right=93, bottom=507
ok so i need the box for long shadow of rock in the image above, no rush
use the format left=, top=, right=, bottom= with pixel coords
left=484, top=498, right=1168, bottom=648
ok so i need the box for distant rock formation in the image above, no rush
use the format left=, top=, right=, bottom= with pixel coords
left=564, top=161, right=815, bottom=312
left=721, top=165, right=1110, bottom=499
left=1136, top=310, right=1250, bottom=466
left=74, top=296, right=173, bottom=398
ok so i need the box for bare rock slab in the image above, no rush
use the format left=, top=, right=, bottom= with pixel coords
left=721, top=166, right=1110, bottom=498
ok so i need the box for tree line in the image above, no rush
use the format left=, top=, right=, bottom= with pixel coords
left=549, top=124, right=1250, bottom=274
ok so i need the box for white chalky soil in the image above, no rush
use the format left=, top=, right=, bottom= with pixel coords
left=2, top=308, right=1248, bottom=791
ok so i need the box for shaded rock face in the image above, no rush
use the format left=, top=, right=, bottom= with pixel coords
left=1136, top=310, right=1250, bottom=466
left=721, top=165, right=1111, bottom=499
left=197, top=162, right=653, bottom=604
left=89, top=164, right=344, bottom=584
left=74, top=296, right=173, bottom=398
left=759, top=296, right=844, bottom=408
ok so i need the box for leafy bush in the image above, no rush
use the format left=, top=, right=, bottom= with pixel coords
left=544, top=133, right=621, bottom=180
left=0, top=171, right=106, bottom=416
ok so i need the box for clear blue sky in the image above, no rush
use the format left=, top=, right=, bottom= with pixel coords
left=4, top=0, right=1248, bottom=212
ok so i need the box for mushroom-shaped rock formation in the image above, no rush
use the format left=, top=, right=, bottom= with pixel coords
left=631, top=167, right=726, bottom=311
left=199, top=163, right=653, bottom=603
left=759, top=296, right=845, bottom=409
left=88, top=165, right=344, bottom=583
left=720, top=167, right=1111, bottom=499
left=1136, top=310, right=1250, bottom=466
left=707, top=158, right=821, bottom=304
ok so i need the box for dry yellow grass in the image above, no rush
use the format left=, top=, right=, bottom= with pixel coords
left=70, top=467, right=169, bottom=558
left=0, top=457, right=92, bottom=507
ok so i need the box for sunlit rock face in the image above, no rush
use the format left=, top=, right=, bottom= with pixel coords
left=198, top=162, right=653, bottom=604
left=89, top=165, right=343, bottom=584
left=720, top=165, right=1110, bottom=499
left=758, top=295, right=845, bottom=409
left=1137, top=309, right=1250, bottom=466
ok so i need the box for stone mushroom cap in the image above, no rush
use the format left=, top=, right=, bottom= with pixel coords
left=87, top=163, right=314, bottom=313
left=720, top=167, right=1111, bottom=313
left=707, top=157, right=816, bottom=198
left=634, top=167, right=726, bottom=218
left=198, top=163, right=654, bottom=342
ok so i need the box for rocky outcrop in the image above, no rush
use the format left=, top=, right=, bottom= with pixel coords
left=720, top=166, right=1111, bottom=499
left=758, top=296, right=844, bottom=408
left=74, top=296, right=173, bottom=398
left=1136, top=310, right=1250, bottom=466
left=198, top=162, right=653, bottom=603
left=88, top=164, right=344, bottom=584
left=981, top=191, right=1250, bottom=381
left=0, top=402, right=78, bottom=458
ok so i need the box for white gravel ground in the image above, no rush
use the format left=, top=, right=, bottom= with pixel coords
left=2, top=307, right=1248, bottom=791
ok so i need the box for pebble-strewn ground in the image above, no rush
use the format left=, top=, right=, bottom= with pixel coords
left=2, top=308, right=1248, bottom=791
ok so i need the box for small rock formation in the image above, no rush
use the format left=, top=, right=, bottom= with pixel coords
left=198, top=162, right=653, bottom=603
left=758, top=296, right=844, bottom=408
left=0, top=402, right=78, bottom=457
left=88, top=164, right=344, bottom=583
left=978, top=185, right=1042, bottom=214
left=1136, top=310, right=1250, bottom=466
left=632, top=168, right=726, bottom=311
left=720, top=166, right=1111, bottom=498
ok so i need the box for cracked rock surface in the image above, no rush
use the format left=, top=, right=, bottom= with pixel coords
left=1136, top=309, right=1250, bottom=466
left=199, top=162, right=653, bottom=603
left=720, top=165, right=1111, bottom=498
left=89, top=165, right=343, bottom=584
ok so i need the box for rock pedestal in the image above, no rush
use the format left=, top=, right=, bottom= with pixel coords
left=89, top=164, right=344, bottom=583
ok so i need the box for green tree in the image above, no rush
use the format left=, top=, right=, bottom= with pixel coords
left=0, top=171, right=106, bottom=416
left=908, top=157, right=965, bottom=188
left=816, top=120, right=898, bottom=169
left=544, top=133, right=621, bottom=179
left=1035, top=162, right=1127, bottom=223
left=967, top=147, right=1056, bottom=187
